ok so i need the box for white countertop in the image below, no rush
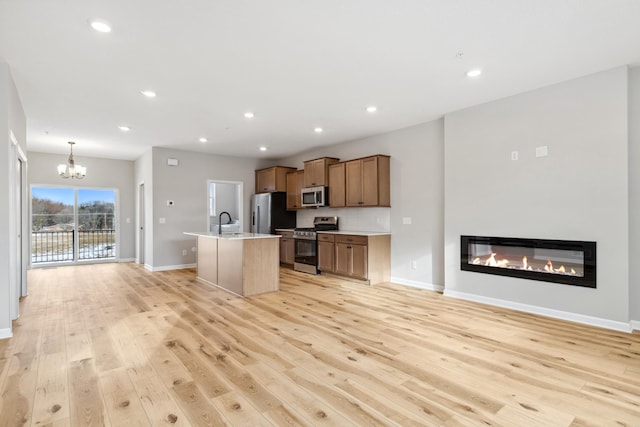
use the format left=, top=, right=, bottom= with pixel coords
left=317, top=230, right=391, bottom=236
left=183, top=232, right=280, bottom=240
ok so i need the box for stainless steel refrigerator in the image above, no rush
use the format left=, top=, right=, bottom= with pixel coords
left=250, top=192, right=296, bottom=234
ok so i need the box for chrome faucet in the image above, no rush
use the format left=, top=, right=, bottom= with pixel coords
left=218, top=211, right=232, bottom=234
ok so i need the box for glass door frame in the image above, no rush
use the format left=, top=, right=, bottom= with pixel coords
left=30, top=184, right=120, bottom=267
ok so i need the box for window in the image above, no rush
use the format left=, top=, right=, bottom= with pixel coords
left=31, top=186, right=117, bottom=264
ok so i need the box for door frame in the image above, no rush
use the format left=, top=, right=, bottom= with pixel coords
left=9, top=130, right=28, bottom=320
left=206, top=180, right=244, bottom=232
left=137, top=181, right=145, bottom=265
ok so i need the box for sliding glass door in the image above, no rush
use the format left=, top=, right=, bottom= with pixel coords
left=31, top=187, right=117, bottom=264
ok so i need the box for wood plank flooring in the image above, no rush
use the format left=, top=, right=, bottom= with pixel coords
left=1, top=263, right=639, bottom=426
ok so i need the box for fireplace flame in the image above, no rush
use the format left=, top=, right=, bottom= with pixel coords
left=471, top=254, right=578, bottom=276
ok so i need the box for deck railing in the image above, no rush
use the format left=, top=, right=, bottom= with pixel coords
left=31, top=229, right=116, bottom=263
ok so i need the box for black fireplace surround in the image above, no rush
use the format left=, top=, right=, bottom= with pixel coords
left=460, top=235, right=596, bottom=288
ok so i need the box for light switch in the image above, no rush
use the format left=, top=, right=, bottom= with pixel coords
left=536, top=146, right=549, bottom=157
left=126, top=217, right=131, bottom=223
left=159, top=217, right=166, bottom=224
left=511, top=151, right=518, bottom=161
left=402, top=217, right=412, bottom=225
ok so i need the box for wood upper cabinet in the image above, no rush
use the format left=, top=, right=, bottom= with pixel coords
left=255, top=166, right=296, bottom=193
left=286, top=170, right=305, bottom=210
left=303, top=157, right=339, bottom=187
left=328, top=162, right=346, bottom=207
left=345, top=155, right=390, bottom=207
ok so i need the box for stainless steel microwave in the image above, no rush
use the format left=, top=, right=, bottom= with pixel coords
left=301, top=186, right=327, bottom=208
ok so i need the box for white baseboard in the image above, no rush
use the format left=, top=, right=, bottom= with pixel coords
left=631, top=320, right=640, bottom=332
left=147, top=263, right=196, bottom=272
left=118, top=258, right=135, bottom=263
left=391, top=277, right=444, bottom=292
left=444, top=289, right=633, bottom=333
left=0, top=328, right=13, bottom=339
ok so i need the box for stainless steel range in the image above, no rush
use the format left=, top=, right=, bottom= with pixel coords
left=293, top=216, right=339, bottom=274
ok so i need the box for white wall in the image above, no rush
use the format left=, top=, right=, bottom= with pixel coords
left=278, top=120, right=445, bottom=289
left=148, top=147, right=264, bottom=270
left=629, top=66, right=640, bottom=324
left=28, top=152, right=136, bottom=260
left=1, top=63, right=26, bottom=338
left=443, top=66, right=629, bottom=328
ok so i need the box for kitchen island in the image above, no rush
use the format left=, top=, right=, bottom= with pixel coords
left=184, top=232, right=280, bottom=297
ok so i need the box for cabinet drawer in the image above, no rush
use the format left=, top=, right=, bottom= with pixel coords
left=317, top=233, right=335, bottom=242
left=334, top=235, right=368, bottom=245
left=276, top=231, right=294, bottom=238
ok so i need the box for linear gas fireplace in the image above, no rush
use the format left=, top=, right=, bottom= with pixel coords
left=461, top=236, right=596, bottom=288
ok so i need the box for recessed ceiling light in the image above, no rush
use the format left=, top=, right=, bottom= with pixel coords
left=366, top=105, right=377, bottom=113
left=140, top=90, right=156, bottom=98
left=118, top=125, right=130, bottom=132
left=259, top=146, right=268, bottom=152
left=89, top=19, right=112, bottom=33
left=199, top=137, right=207, bottom=143
left=244, top=112, right=255, bottom=119
left=314, top=127, right=323, bottom=133
left=466, top=69, right=482, bottom=78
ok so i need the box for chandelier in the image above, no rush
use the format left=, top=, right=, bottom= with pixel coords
left=57, top=141, right=86, bottom=179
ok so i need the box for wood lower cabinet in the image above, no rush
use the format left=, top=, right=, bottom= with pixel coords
left=319, top=233, right=390, bottom=285
left=317, top=234, right=335, bottom=272
left=255, top=166, right=296, bottom=193
left=334, top=235, right=368, bottom=280
left=304, top=157, right=339, bottom=187
left=276, top=230, right=295, bottom=265
left=286, top=170, right=305, bottom=210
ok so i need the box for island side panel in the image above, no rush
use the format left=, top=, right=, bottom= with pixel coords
left=217, top=239, right=244, bottom=296
left=197, top=236, right=218, bottom=285
left=242, top=237, right=280, bottom=296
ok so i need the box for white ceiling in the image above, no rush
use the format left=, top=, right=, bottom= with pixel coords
left=1, top=0, right=639, bottom=161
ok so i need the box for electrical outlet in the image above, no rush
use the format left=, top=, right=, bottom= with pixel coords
left=511, top=151, right=518, bottom=161
left=182, top=249, right=187, bottom=256
left=191, top=247, right=196, bottom=252
left=159, top=217, right=166, bottom=224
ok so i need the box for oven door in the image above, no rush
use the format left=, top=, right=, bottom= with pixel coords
left=294, top=238, right=318, bottom=274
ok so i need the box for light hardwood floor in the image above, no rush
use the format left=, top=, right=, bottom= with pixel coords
left=1, top=263, right=639, bottom=426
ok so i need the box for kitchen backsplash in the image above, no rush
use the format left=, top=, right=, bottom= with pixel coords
left=297, top=207, right=390, bottom=232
